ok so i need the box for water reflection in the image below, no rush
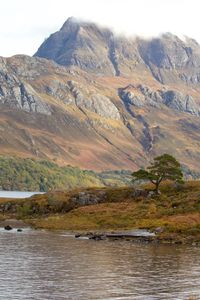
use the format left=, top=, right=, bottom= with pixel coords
left=0, top=229, right=199, bottom=299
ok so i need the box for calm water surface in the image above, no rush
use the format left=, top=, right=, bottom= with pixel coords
left=0, top=229, right=199, bottom=300
left=0, top=191, right=44, bottom=198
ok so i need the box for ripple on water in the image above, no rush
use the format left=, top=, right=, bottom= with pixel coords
left=0, top=230, right=199, bottom=299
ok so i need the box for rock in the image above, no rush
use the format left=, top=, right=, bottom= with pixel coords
left=154, top=227, right=164, bottom=233
left=162, top=90, right=199, bottom=116
left=4, top=225, right=12, bottom=231
left=88, top=234, right=106, bottom=241
left=120, top=90, right=145, bottom=107
left=138, top=84, right=163, bottom=103
left=75, top=234, right=81, bottom=238
left=71, top=190, right=106, bottom=207
left=0, top=69, right=51, bottom=115
left=3, top=202, right=12, bottom=212
left=68, top=81, right=120, bottom=120
left=139, top=34, right=189, bottom=70
left=147, top=190, right=161, bottom=198
left=132, top=189, right=149, bottom=198
left=119, top=84, right=162, bottom=109
left=88, top=94, right=120, bottom=120
left=17, top=228, right=23, bottom=232
left=147, top=191, right=156, bottom=198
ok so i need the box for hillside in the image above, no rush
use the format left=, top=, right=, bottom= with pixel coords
left=0, top=156, right=132, bottom=191
left=0, top=18, right=200, bottom=173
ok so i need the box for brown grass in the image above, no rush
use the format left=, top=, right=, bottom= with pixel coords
left=1, top=181, right=200, bottom=243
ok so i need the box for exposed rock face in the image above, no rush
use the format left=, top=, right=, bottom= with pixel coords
left=119, top=84, right=163, bottom=109
left=119, top=84, right=200, bottom=117
left=138, top=33, right=200, bottom=84
left=34, top=19, right=200, bottom=85
left=139, top=33, right=190, bottom=69
left=162, top=90, right=200, bottom=116
left=85, top=94, right=120, bottom=119
left=0, top=57, right=51, bottom=115
left=68, top=80, right=120, bottom=119
left=34, top=17, right=117, bottom=76
left=34, top=17, right=146, bottom=77
left=119, top=89, right=145, bottom=108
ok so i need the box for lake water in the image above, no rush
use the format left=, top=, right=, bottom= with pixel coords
left=0, top=228, right=199, bottom=299
left=0, top=191, right=44, bottom=198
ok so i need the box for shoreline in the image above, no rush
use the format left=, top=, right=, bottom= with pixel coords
left=0, top=181, right=200, bottom=245
left=1, top=217, right=200, bottom=245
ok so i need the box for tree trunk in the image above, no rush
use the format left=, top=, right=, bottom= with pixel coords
left=154, top=181, right=160, bottom=194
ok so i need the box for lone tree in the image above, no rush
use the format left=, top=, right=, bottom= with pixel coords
left=132, top=154, right=184, bottom=194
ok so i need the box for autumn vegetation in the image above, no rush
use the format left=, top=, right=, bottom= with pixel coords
left=0, top=154, right=200, bottom=243
left=0, top=180, right=200, bottom=243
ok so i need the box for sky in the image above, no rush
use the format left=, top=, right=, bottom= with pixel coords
left=0, top=0, right=200, bottom=57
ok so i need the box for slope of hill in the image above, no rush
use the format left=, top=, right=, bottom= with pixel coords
left=0, top=18, right=200, bottom=174
left=0, top=156, right=132, bottom=191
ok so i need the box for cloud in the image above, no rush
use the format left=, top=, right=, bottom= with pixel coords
left=0, top=0, right=199, bottom=56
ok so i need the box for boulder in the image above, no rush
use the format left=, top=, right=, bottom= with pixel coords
left=88, top=234, right=106, bottom=241
left=4, top=225, right=12, bottom=231
left=132, top=189, right=149, bottom=198
left=75, top=234, right=81, bottom=238
left=71, top=191, right=106, bottom=207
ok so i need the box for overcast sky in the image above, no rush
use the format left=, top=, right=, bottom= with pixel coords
left=0, top=0, right=199, bottom=57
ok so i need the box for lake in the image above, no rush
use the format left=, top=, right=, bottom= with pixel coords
left=0, top=228, right=199, bottom=299
left=0, top=191, right=44, bottom=198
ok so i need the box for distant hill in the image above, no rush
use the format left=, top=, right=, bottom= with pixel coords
left=0, top=156, right=132, bottom=191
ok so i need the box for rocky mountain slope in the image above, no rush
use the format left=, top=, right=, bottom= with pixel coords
left=1, top=17, right=200, bottom=173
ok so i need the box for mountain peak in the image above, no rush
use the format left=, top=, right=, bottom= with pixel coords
left=60, top=17, right=80, bottom=32
left=34, top=18, right=200, bottom=84
left=60, top=17, right=102, bottom=32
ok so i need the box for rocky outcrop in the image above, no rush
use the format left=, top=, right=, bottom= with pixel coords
left=68, top=80, right=120, bottom=119
left=71, top=190, right=106, bottom=206
left=137, top=84, right=163, bottom=105
left=45, top=81, right=74, bottom=105
left=119, top=88, right=145, bottom=108
left=162, top=90, right=200, bottom=116
left=119, top=84, right=163, bottom=109
left=0, top=59, right=51, bottom=115
left=119, top=83, right=200, bottom=117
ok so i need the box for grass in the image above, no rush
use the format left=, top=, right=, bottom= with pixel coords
left=1, top=181, right=200, bottom=242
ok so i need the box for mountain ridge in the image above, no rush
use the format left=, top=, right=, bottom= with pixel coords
left=34, top=17, right=200, bottom=85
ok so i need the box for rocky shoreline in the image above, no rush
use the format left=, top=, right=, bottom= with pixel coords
left=1, top=219, right=200, bottom=246
left=74, top=230, right=200, bottom=246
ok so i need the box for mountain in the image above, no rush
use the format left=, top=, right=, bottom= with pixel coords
left=35, top=18, right=200, bottom=84
left=1, top=17, right=200, bottom=174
